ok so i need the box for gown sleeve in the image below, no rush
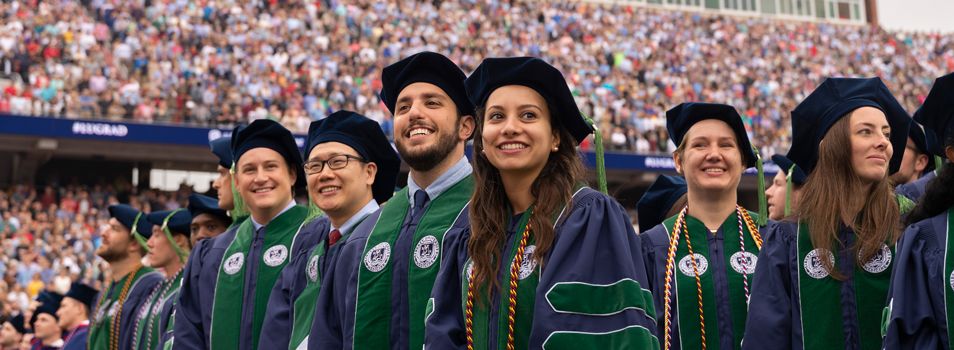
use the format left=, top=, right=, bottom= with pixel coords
left=636, top=224, right=669, bottom=339
left=158, top=289, right=180, bottom=349
left=742, top=221, right=796, bottom=350
left=121, top=271, right=163, bottom=350
left=173, top=237, right=213, bottom=350
left=529, top=189, right=659, bottom=349
left=309, top=224, right=371, bottom=350
left=423, top=216, right=471, bottom=350
left=882, top=217, right=946, bottom=350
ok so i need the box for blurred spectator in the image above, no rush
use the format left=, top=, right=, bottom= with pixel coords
left=0, top=181, right=190, bottom=322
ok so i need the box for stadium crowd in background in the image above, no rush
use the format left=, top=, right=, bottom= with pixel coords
left=1, top=1, right=953, bottom=348
left=0, top=181, right=195, bottom=336
left=0, top=0, right=950, bottom=158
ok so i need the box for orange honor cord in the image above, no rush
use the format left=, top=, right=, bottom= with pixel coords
left=465, top=223, right=532, bottom=350
left=662, top=206, right=762, bottom=350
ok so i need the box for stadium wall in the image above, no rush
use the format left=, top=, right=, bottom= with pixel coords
left=0, top=115, right=777, bottom=211
left=875, top=0, right=954, bottom=33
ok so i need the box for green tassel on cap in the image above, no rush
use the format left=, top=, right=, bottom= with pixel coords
left=754, top=147, right=767, bottom=226
left=936, top=156, right=944, bottom=176
left=229, top=162, right=250, bottom=220
left=581, top=113, right=607, bottom=195
left=306, top=194, right=324, bottom=222
left=161, top=208, right=189, bottom=263
left=130, top=212, right=151, bottom=253
left=785, top=165, right=795, bottom=217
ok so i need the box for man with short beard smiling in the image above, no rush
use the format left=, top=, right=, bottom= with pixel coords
left=310, top=51, right=475, bottom=350
left=87, top=204, right=163, bottom=350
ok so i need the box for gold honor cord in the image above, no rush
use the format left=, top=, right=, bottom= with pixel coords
left=465, top=222, right=532, bottom=350
left=89, top=264, right=144, bottom=350
left=662, top=206, right=762, bottom=350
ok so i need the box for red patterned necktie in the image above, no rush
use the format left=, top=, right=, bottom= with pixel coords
left=328, top=229, right=342, bottom=246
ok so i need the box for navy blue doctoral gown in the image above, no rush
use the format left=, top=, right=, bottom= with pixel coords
left=174, top=224, right=238, bottom=349
left=424, top=188, right=657, bottom=349
left=174, top=214, right=313, bottom=350
left=897, top=171, right=936, bottom=203
left=257, top=216, right=331, bottom=350
left=743, top=221, right=887, bottom=350
left=639, top=218, right=770, bottom=350
left=157, top=288, right=178, bottom=349
left=308, top=205, right=451, bottom=349
left=94, top=269, right=162, bottom=350
left=61, top=324, right=88, bottom=350
left=883, top=212, right=949, bottom=350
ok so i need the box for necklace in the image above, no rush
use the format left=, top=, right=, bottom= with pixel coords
left=132, top=279, right=165, bottom=350
left=133, top=266, right=185, bottom=349
left=662, top=206, right=761, bottom=350
left=89, top=264, right=143, bottom=350
left=465, top=222, right=532, bottom=350
left=146, top=268, right=184, bottom=347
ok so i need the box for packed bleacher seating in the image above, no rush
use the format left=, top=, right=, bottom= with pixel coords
left=0, top=181, right=193, bottom=321
left=0, top=1, right=950, bottom=157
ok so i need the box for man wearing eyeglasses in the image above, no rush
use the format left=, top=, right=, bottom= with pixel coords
left=310, top=51, right=475, bottom=350
left=258, top=110, right=399, bottom=350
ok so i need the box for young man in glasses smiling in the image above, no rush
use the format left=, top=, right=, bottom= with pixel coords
left=258, top=110, right=399, bottom=350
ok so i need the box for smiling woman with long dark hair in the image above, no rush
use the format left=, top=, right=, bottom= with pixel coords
left=743, top=77, right=911, bottom=350
left=425, top=57, right=658, bottom=349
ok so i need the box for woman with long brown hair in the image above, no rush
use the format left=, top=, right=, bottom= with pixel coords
left=424, top=57, right=658, bottom=349
left=743, top=77, right=911, bottom=350
left=640, top=103, right=763, bottom=350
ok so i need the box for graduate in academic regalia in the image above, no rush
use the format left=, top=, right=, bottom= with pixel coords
left=1, top=314, right=27, bottom=350
left=882, top=71, right=954, bottom=349
left=637, top=174, right=688, bottom=233
left=175, top=119, right=310, bottom=350
left=894, top=76, right=953, bottom=204
left=891, top=124, right=934, bottom=186
left=209, top=135, right=250, bottom=229
left=88, top=205, right=163, bottom=350
left=133, top=209, right=192, bottom=350
left=309, top=51, right=476, bottom=350
left=259, top=110, right=400, bottom=350
left=640, top=103, right=763, bottom=350
left=425, top=56, right=658, bottom=349
left=889, top=125, right=937, bottom=216
left=743, top=77, right=911, bottom=350
left=30, top=298, right=63, bottom=350
left=186, top=193, right=232, bottom=245
left=765, top=155, right=807, bottom=221
left=56, top=282, right=96, bottom=350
